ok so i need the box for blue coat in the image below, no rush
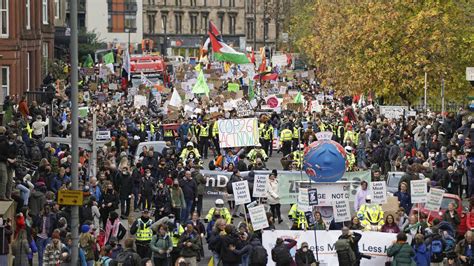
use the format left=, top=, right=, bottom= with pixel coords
left=413, top=243, right=430, bottom=266
left=394, top=191, right=412, bottom=214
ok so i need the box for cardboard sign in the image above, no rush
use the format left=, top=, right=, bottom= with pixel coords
left=217, top=118, right=259, bottom=148
left=308, top=188, right=318, bottom=206
left=425, top=188, right=444, bottom=212
left=232, top=181, right=251, bottom=205
left=333, top=200, right=351, bottom=222
left=96, top=130, right=111, bottom=141
left=235, top=100, right=254, bottom=117
left=370, top=181, right=387, bottom=204
left=134, top=95, right=148, bottom=108
left=410, top=180, right=428, bottom=203
left=298, top=188, right=312, bottom=212
left=253, top=174, right=268, bottom=198
left=379, top=106, right=409, bottom=119
left=299, top=182, right=351, bottom=206
left=248, top=205, right=269, bottom=231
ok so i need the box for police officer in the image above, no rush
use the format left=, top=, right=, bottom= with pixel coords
left=357, top=195, right=384, bottom=231
left=180, top=142, right=201, bottom=162
left=263, top=123, right=274, bottom=157
left=211, top=118, right=220, bottom=157
left=292, top=122, right=303, bottom=152
left=247, top=143, right=268, bottom=165
left=130, top=209, right=154, bottom=258
left=288, top=204, right=309, bottom=230
left=205, top=199, right=232, bottom=224
left=345, top=146, right=356, bottom=171
left=291, top=145, right=304, bottom=170
left=198, top=121, right=210, bottom=159
left=167, top=213, right=185, bottom=264
left=280, top=125, right=293, bottom=156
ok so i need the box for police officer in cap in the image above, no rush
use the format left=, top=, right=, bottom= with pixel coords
left=130, top=208, right=154, bottom=258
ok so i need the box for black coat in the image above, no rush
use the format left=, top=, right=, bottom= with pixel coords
left=117, top=173, right=133, bottom=199
left=101, top=190, right=119, bottom=211
left=180, top=178, right=197, bottom=201
left=220, top=234, right=242, bottom=264
left=295, top=248, right=317, bottom=266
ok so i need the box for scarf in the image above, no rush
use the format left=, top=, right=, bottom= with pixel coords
left=105, top=218, right=120, bottom=244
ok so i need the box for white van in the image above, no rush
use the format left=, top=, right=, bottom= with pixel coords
left=134, top=141, right=167, bottom=164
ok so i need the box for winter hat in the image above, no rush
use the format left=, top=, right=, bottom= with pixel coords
left=81, top=224, right=90, bottom=233
left=165, top=177, right=173, bottom=186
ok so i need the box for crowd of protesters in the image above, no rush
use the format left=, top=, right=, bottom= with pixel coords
left=0, top=53, right=472, bottom=266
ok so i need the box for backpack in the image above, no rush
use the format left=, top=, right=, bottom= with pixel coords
left=335, top=239, right=355, bottom=265
left=430, top=239, right=444, bottom=262
left=110, top=252, right=134, bottom=266
left=251, top=245, right=268, bottom=265
left=271, top=244, right=292, bottom=265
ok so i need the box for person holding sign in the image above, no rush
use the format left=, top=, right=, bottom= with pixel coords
left=442, top=202, right=461, bottom=233
left=394, top=182, right=412, bottom=214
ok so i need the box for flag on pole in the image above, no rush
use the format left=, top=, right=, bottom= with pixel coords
left=84, top=54, right=94, bottom=68
left=227, top=83, right=240, bottom=92
left=192, top=70, right=209, bottom=96
left=294, top=91, right=304, bottom=104
left=208, top=21, right=250, bottom=65
left=258, top=47, right=266, bottom=73
left=169, top=89, right=183, bottom=107
left=122, top=49, right=131, bottom=81
left=103, top=52, right=115, bottom=64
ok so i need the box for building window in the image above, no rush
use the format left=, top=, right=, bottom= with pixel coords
left=229, top=15, right=235, bottom=35
left=219, top=0, right=222, bottom=7
left=218, top=15, right=224, bottom=33
left=26, top=0, right=30, bottom=30
left=148, top=14, right=155, bottom=33
left=175, top=0, right=181, bottom=6
left=0, top=0, right=8, bottom=37
left=190, top=14, right=197, bottom=34
left=161, top=15, right=167, bottom=33
left=26, top=52, right=31, bottom=92
left=54, top=0, right=60, bottom=19
left=264, top=20, right=269, bottom=39
left=203, top=0, right=206, bottom=6
left=42, top=0, right=48, bottom=24
left=107, top=0, right=138, bottom=33
left=229, top=0, right=234, bottom=7
left=190, top=0, right=196, bottom=6
left=175, top=13, right=182, bottom=34
left=201, top=14, right=208, bottom=33
left=246, top=19, right=254, bottom=39
left=42, top=42, right=49, bottom=74
left=148, top=0, right=154, bottom=4
left=1, top=66, right=9, bottom=98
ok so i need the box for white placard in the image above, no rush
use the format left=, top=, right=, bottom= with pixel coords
left=311, top=100, right=322, bottom=113
left=248, top=205, right=269, bottom=231
left=333, top=200, right=351, bottom=223
left=134, top=95, right=148, bottom=108
left=379, top=106, right=409, bottom=119
left=410, top=180, right=428, bottom=203
left=253, top=174, right=268, bottom=198
left=232, top=181, right=251, bottom=205
left=300, top=182, right=351, bottom=206
left=315, top=131, right=333, bottom=141
left=218, top=118, right=259, bottom=148
left=96, top=130, right=111, bottom=141
left=262, top=231, right=403, bottom=266
left=425, top=188, right=444, bottom=212
left=467, top=67, right=474, bottom=81
left=298, top=188, right=312, bottom=212
left=370, top=181, right=387, bottom=204
left=271, top=55, right=288, bottom=67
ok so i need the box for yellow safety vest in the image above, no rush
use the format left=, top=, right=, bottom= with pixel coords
left=280, top=129, right=293, bottom=142
left=292, top=151, right=304, bottom=168
left=288, top=204, right=308, bottom=230
left=164, top=129, right=173, bottom=137
left=200, top=125, right=209, bottom=137
left=25, top=122, right=33, bottom=139
left=259, top=123, right=265, bottom=138
left=140, top=123, right=145, bottom=132
left=212, top=122, right=219, bottom=138
left=135, top=218, right=153, bottom=241
left=205, top=207, right=232, bottom=224
left=150, top=123, right=155, bottom=134
left=264, top=127, right=273, bottom=140
left=168, top=224, right=185, bottom=247
left=293, top=127, right=300, bottom=139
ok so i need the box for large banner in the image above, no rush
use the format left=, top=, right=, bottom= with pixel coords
left=262, top=230, right=398, bottom=266
left=201, top=170, right=371, bottom=203
left=217, top=118, right=259, bottom=148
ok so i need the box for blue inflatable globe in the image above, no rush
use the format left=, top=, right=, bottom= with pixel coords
left=303, top=140, right=347, bottom=182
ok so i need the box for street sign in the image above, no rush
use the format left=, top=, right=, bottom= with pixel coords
left=58, top=190, right=84, bottom=206
left=308, top=188, right=318, bottom=206
left=466, top=67, right=474, bottom=81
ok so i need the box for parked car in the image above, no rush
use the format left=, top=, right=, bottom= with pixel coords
left=386, top=172, right=404, bottom=195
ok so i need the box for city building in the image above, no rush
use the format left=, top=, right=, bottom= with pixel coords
left=54, top=0, right=69, bottom=58
left=245, top=0, right=290, bottom=52
left=86, top=0, right=143, bottom=52
left=0, top=0, right=55, bottom=99
left=143, top=0, right=246, bottom=57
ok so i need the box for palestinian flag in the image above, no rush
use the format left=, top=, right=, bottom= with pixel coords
left=253, top=71, right=278, bottom=81
left=208, top=21, right=250, bottom=65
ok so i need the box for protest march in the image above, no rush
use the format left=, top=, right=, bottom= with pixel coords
left=0, top=3, right=473, bottom=266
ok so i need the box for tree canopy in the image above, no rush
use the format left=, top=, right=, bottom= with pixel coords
left=290, top=0, right=474, bottom=104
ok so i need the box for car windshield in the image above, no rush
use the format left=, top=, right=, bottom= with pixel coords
left=387, top=175, right=401, bottom=187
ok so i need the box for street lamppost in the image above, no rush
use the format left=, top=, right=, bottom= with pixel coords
left=124, top=28, right=131, bottom=52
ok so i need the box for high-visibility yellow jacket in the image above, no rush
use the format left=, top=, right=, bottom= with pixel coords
left=247, top=148, right=268, bottom=163
left=288, top=204, right=308, bottom=230
left=212, top=122, right=219, bottom=138
left=168, top=224, right=185, bottom=247
left=205, top=207, right=232, bottom=224
left=344, top=130, right=359, bottom=145
left=357, top=204, right=384, bottom=231
left=346, top=153, right=355, bottom=171
left=180, top=148, right=201, bottom=160
left=263, top=126, right=274, bottom=140
left=292, top=151, right=304, bottom=168
left=259, top=123, right=265, bottom=138
left=292, top=127, right=300, bottom=139
left=135, top=218, right=153, bottom=241
left=199, top=125, right=209, bottom=137
left=280, top=129, right=293, bottom=142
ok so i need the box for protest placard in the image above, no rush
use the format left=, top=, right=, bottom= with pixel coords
left=311, top=100, right=322, bottom=113
left=299, top=182, right=351, bottom=206
left=248, top=205, right=269, bottom=231
left=379, top=106, right=409, bottom=119
left=134, top=95, right=148, bottom=108
left=253, top=174, right=268, bottom=198
left=298, top=188, right=312, bottom=212
left=308, top=188, right=318, bottom=206
left=78, top=107, right=88, bottom=118
left=271, top=55, right=288, bottom=67
left=370, top=181, right=387, bottom=204
left=410, top=180, right=428, bottom=203
left=232, top=181, right=251, bottom=205
left=235, top=100, right=254, bottom=117
left=425, top=188, right=444, bottom=212
left=333, top=200, right=351, bottom=222
left=218, top=118, right=259, bottom=148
